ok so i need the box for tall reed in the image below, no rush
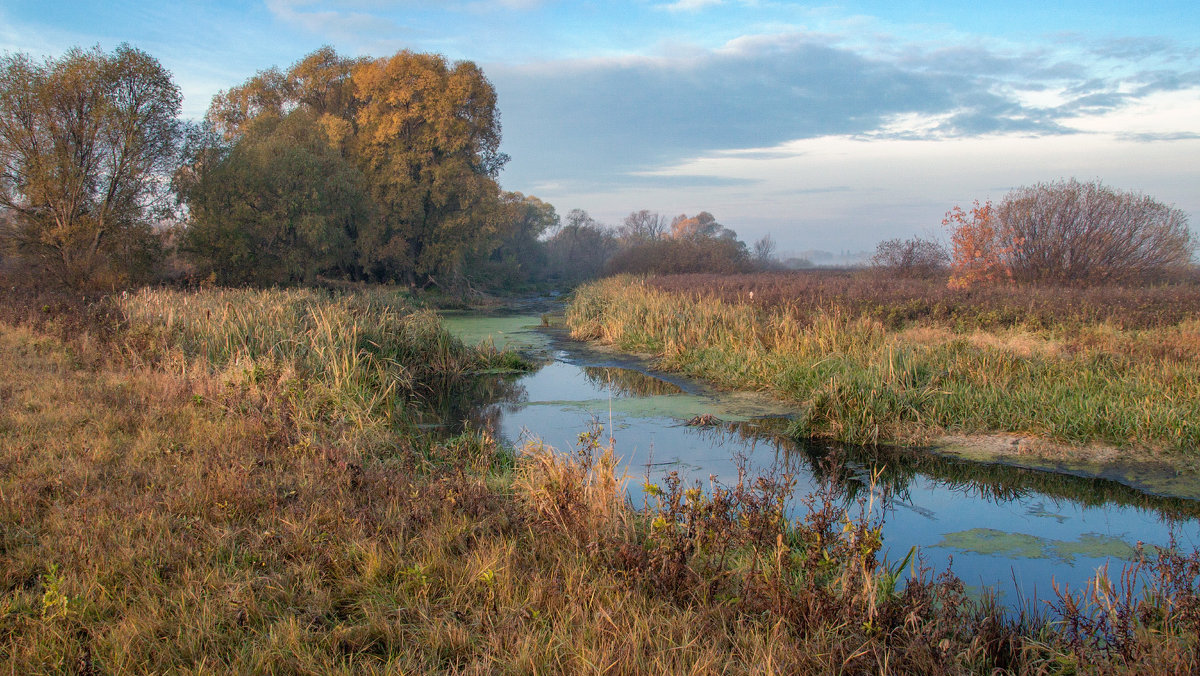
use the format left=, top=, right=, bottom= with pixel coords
left=567, top=276, right=1200, bottom=449
left=118, top=287, right=517, bottom=439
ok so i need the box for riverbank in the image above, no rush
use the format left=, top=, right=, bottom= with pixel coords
left=2, top=284, right=1197, bottom=673
left=566, top=274, right=1200, bottom=479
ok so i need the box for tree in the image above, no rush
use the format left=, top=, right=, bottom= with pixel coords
left=349, top=52, right=509, bottom=284
left=998, top=179, right=1193, bottom=283
left=206, top=67, right=290, bottom=140
left=944, top=200, right=1015, bottom=289
left=871, top=236, right=947, bottom=278
left=753, top=233, right=777, bottom=267
left=543, top=209, right=617, bottom=283
left=0, top=44, right=182, bottom=286
left=669, top=211, right=737, bottom=241
left=607, top=210, right=751, bottom=275
left=943, top=180, right=1194, bottom=288
left=468, top=191, right=558, bottom=288
left=179, top=111, right=368, bottom=285
left=618, top=209, right=665, bottom=242
left=200, top=47, right=511, bottom=286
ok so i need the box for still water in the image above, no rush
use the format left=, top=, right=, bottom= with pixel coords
left=439, top=310, right=1200, bottom=608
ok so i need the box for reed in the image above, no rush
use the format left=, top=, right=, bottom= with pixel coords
left=116, top=287, right=527, bottom=444
left=567, top=275, right=1200, bottom=450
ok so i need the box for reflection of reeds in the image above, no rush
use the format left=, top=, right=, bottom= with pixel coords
left=716, top=419, right=1200, bottom=521
left=418, top=372, right=528, bottom=436
left=581, top=365, right=683, bottom=397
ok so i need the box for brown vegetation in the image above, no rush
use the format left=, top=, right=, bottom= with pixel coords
left=943, top=179, right=1194, bottom=288
left=871, top=236, right=949, bottom=278
left=605, top=235, right=752, bottom=275
left=640, top=269, right=1200, bottom=330
left=2, top=283, right=1199, bottom=672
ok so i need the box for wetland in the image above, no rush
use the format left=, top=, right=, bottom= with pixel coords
left=439, top=308, right=1200, bottom=607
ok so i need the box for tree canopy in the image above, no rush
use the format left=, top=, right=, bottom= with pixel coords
left=189, top=46, right=516, bottom=287
left=0, top=44, right=182, bottom=287
left=179, top=111, right=368, bottom=285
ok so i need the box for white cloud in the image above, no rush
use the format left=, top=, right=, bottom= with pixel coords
left=658, top=0, right=724, bottom=13
left=592, top=118, right=1200, bottom=251
left=265, top=0, right=401, bottom=39
left=1061, top=87, right=1200, bottom=137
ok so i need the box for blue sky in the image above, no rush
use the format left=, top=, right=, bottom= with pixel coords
left=4, top=1, right=1198, bottom=256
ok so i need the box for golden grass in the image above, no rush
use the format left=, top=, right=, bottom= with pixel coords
left=2, top=286, right=1197, bottom=673
left=567, top=276, right=1200, bottom=450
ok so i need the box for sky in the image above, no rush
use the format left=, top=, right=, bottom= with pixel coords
left=4, top=1, right=1199, bottom=257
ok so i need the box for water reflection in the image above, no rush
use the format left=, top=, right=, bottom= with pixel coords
left=582, top=366, right=685, bottom=397
left=715, top=419, right=1200, bottom=521
left=414, top=373, right=526, bottom=433
left=435, top=310, right=1200, bottom=606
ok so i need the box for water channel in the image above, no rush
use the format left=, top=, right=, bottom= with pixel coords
left=437, top=309, right=1200, bottom=609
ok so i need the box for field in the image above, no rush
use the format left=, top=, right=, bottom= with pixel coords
left=1, top=284, right=1198, bottom=673
left=644, top=271, right=1200, bottom=331
left=566, top=272, right=1200, bottom=453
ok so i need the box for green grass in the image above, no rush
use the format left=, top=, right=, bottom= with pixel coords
left=567, top=275, right=1200, bottom=451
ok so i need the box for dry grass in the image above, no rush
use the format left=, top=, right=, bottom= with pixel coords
left=567, top=275, right=1200, bottom=450
left=646, top=270, right=1200, bottom=331
left=1, top=284, right=1197, bottom=673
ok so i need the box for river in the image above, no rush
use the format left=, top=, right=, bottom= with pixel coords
left=438, top=309, right=1200, bottom=610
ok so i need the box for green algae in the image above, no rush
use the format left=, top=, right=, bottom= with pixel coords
left=524, top=394, right=773, bottom=423
left=439, top=312, right=554, bottom=356
left=935, top=528, right=1138, bottom=563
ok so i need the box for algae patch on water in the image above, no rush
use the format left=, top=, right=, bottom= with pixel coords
left=934, top=528, right=1138, bottom=563
left=439, top=312, right=553, bottom=356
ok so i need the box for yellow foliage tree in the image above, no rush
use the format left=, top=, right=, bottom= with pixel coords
left=198, top=46, right=511, bottom=285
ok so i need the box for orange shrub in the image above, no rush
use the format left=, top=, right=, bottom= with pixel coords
left=943, top=200, right=1022, bottom=289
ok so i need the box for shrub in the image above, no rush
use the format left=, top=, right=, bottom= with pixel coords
left=606, top=236, right=751, bottom=275
left=871, top=236, right=948, bottom=278
left=944, top=180, right=1194, bottom=288
left=944, top=200, right=1016, bottom=289
left=999, top=179, right=1193, bottom=284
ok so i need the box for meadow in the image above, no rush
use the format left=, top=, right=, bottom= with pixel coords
left=1, top=283, right=1198, bottom=673
left=566, top=273, right=1200, bottom=453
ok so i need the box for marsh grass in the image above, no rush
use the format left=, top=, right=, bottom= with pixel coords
left=2, top=284, right=1198, bottom=673
left=646, top=271, right=1200, bottom=331
left=116, top=287, right=529, bottom=448
left=567, top=275, right=1200, bottom=450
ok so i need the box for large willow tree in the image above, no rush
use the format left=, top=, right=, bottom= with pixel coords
left=0, top=45, right=182, bottom=287
left=179, top=111, right=368, bottom=285
left=195, top=46, right=512, bottom=286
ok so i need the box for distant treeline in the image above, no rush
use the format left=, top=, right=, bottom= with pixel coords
left=0, top=44, right=774, bottom=291
left=538, top=208, right=778, bottom=286
left=4, top=46, right=1190, bottom=292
